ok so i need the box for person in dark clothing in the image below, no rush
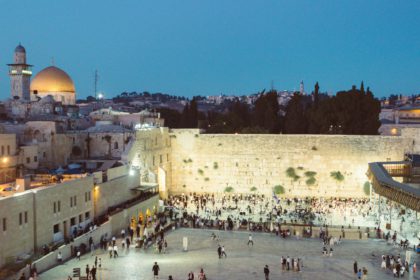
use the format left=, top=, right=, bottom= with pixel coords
left=90, top=266, right=97, bottom=280
left=217, top=245, right=222, bottom=258
left=86, top=265, right=90, bottom=278
left=353, top=261, right=358, bottom=274
left=264, top=265, right=270, bottom=280
left=152, top=262, right=160, bottom=280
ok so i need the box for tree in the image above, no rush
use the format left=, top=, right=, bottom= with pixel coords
left=283, top=93, right=308, bottom=133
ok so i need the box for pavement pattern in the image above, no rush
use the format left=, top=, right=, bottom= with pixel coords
left=39, top=228, right=420, bottom=280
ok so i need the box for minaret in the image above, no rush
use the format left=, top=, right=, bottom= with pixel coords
left=299, top=80, right=304, bottom=95
left=7, top=44, right=32, bottom=101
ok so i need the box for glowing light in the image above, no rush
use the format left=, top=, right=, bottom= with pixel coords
left=98, top=93, right=104, bottom=99
left=2, top=157, right=9, bottom=164
left=22, top=70, right=32, bottom=75
left=391, top=128, right=398, bottom=135
left=129, top=169, right=135, bottom=176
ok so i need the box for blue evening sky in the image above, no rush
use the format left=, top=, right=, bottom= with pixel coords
left=0, top=0, right=419, bottom=99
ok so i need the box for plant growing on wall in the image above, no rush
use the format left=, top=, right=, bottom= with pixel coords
left=188, top=158, right=193, bottom=163
left=304, top=171, right=317, bottom=177
left=306, top=177, right=316, bottom=186
left=224, top=186, right=234, bottom=193
left=311, top=146, right=318, bottom=151
left=330, top=171, right=345, bottom=182
left=363, top=181, right=371, bottom=196
left=198, top=169, right=204, bottom=175
left=297, top=166, right=304, bottom=170
left=204, top=177, right=210, bottom=181
left=218, top=143, right=222, bottom=146
left=250, top=186, right=257, bottom=192
left=182, top=184, right=186, bottom=188
left=286, top=167, right=300, bottom=183
left=213, top=162, right=218, bottom=169
left=273, top=185, right=285, bottom=195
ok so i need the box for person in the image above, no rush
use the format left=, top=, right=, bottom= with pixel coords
left=413, top=261, right=417, bottom=273
left=152, top=262, right=160, bottom=280
left=217, top=245, right=222, bottom=258
left=248, top=234, right=254, bottom=246
left=113, top=244, right=118, bottom=258
left=94, top=256, right=98, bottom=267
left=98, top=258, right=102, bottom=269
left=19, top=273, right=25, bottom=280
left=188, top=271, right=194, bottom=280
left=76, top=250, right=81, bottom=260
left=91, top=266, right=97, bottom=280
left=85, top=264, right=90, bottom=278
left=168, top=276, right=173, bottom=280
left=221, top=246, right=227, bottom=258
left=198, top=268, right=206, bottom=280
left=264, top=265, right=270, bottom=280
left=108, top=243, right=113, bottom=258
left=353, top=261, right=358, bottom=274
left=357, top=269, right=362, bottom=279
left=329, top=247, right=333, bottom=257
left=57, top=251, right=63, bottom=263
left=280, top=256, right=285, bottom=270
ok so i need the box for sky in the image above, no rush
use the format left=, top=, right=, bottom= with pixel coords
left=0, top=0, right=419, bottom=100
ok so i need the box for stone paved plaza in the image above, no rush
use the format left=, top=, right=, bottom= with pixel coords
left=39, top=228, right=420, bottom=280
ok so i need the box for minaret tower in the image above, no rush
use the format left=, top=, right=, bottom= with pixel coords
left=299, top=80, right=304, bottom=95
left=7, top=44, right=32, bottom=101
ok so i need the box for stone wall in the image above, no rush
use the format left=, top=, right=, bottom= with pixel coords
left=169, top=129, right=413, bottom=197
left=129, top=128, right=172, bottom=197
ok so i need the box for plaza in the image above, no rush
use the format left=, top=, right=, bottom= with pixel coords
left=39, top=228, right=419, bottom=280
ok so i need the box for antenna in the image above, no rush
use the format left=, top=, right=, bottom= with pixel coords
left=94, top=70, right=99, bottom=99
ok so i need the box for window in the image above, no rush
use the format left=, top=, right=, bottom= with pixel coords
left=53, top=224, right=59, bottom=234
left=1, top=146, right=4, bottom=155
left=53, top=202, right=56, bottom=213
left=7, top=145, right=10, bottom=155
left=43, top=152, right=47, bottom=158
left=85, top=211, right=90, bottom=219
left=70, top=217, right=76, bottom=226
left=2, top=218, right=6, bottom=231
left=114, top=142, right=118, bottom=149
left=160, top=155, right=163, bottom=164
left=70, top=197, right=73, bottom=207
left=85, top=192, right=91, bottom=202
left=24, top=211, right=28, bottom=223
left=73, top=196, right=77, bottom=206
left=26, top=157, right=30, bottom=164
left=153, top=156, right=155, bottom=166
left=34, top=156, right=37, bottom=162
left=58, top=201, right=61, bottom=212
left=19, top=213, right=22, bottom=225
left=79, top=214, right=83, bottom=223
left=88, top=192, right=91, bottom=201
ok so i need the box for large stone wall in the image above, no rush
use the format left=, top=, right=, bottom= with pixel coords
left=169, top=129, right=413, bottom=197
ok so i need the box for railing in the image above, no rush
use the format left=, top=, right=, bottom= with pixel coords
left=367, top=162, right=420, bottom=211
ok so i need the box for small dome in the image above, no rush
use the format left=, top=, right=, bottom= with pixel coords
left=30, top=66, right=75, bottom=93
left=15, top=44, right=26, bottom=53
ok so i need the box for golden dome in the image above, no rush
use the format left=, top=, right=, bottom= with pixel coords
left=30, top=66, right=75, bottom=93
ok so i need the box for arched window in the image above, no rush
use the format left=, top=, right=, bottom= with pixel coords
left=114, top=142, right=118, bottom=149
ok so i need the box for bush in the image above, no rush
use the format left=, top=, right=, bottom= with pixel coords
left=224, top=186, right=234, bottom=193
left=204, top=177, right=210, bottom=181
left=304, top=171, right=317, bottom=177
left=250, top=186, right=257, bottom=192
left=330, top=171, right=345, bottom=182
left=213, top=162, right=218, bottom=169
left=363, top=181, right=371, bottom=195
left=273, top=185, right=285, bottom=195
left=286, top=167, right=296, bottom=178
left=306, top=177, right=316, bottom=186
left=198, top=169, right=204, bottom=175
